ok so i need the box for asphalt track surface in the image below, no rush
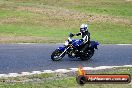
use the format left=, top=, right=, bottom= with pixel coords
left=0, top=44, right=132, bottom=74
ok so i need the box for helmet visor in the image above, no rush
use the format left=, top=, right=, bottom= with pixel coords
left=80, top=28, right=85, bottom=32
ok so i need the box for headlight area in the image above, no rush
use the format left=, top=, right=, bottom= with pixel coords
left=64, top=41, right=69, bottom=46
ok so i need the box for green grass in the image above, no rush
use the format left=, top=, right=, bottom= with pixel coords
left=0, top=23, right=131, bottom=44
left=70, top=0, right=132, bottom=17
left=90, top=23, right=132, bottom=44
left=8, top=0, right=132, bottom=17
left=0, top=67, right=132, bottom=88
left=0, top=0, right=132, bottom=43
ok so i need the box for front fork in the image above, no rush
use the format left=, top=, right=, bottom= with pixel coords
left=59, top=46, right=70, bottom=57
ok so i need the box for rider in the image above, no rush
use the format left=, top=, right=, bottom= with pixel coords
left=72, top=24, right=91, bottom=52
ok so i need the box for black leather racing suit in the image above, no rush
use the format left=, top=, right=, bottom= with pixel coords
left=76, top=31, right=90, bottom=52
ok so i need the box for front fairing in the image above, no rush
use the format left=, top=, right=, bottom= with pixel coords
left=56, top=39, right=83, bottom=51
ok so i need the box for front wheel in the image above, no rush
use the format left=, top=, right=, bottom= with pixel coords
left=51, top=50, right=65, bottom=61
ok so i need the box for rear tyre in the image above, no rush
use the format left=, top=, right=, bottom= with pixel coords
left=51, top=50, right=64, bottom=61
left=80, top=49, right=94, bottom=60
left=88, top=49, right=94, bottom=59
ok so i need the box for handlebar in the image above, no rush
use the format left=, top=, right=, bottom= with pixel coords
left=69, top=33, right=74, bottom=38
left=68, top=37, right=72, bottom=42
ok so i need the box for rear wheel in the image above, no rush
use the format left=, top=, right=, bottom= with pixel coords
left=51, top=50, right=65, bottom=61
left=80, top=49, right=94, bottom=60
left=88, top=49, right=94, bottom=59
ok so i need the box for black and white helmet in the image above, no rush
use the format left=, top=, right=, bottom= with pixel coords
left=80, top=24, right=88, bottom=33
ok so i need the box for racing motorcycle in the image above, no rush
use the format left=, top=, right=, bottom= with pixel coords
left=51, top=33, right=99, bottom=61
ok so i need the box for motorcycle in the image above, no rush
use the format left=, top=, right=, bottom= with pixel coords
left=51, top=33, right=99, bottom=61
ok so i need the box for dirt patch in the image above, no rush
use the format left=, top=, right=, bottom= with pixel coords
left=0, top=36, right=61, bottom=43
left=0, top=2, right=131, bottom=27
left=125, top=0, right=132, bottom=2
left=16, top=5, right=131, bottom=26
left=0, top=17, right=24, bottom=24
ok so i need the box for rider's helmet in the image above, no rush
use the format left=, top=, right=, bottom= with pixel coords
left=80, top=24, right=88, bottom=33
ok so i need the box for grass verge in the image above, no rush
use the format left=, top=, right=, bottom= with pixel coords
left=0, top=0, right=132, bottom=43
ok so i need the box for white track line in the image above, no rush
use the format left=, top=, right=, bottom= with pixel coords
left=0, top=65, right=132, bottom=78
left=116, top=44, right=132, bottom=45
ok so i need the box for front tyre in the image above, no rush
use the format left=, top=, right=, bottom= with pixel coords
left=51, top=50, right=65, bottom=61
